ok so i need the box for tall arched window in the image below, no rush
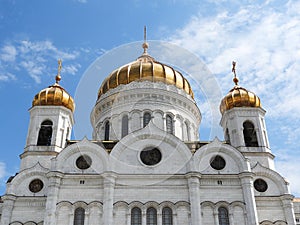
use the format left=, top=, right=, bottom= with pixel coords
left=143, top=112, right=151, bottom=127
left=162, top=207, right=173, bottom=225
left=147, top=207, right=157, bottom=225
left=104, top=121, right=110, bottom=141
left=37, top=120, right=53, bottom=146
left=225, top=128, right=230, bottom=144
left=243, top=121, right=258, bottom=147
left=131, top=207, right=142, bottom=225
left=74, top=207, right=85, bottom=225
left=183, top=121, right=190, bottom=141
left=218, top=207, right=230, bottom=225
left=121, top=115, right=129, bottom=138
left=166, top=115, right=173, bottom=134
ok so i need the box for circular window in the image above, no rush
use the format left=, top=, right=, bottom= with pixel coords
left=254, top=179, right=268, bottom=192
left=76, top=155, right=92, bottom=170
left=140, top=147, right=162, bottom=166
left=29, top=179, right=44, bottom=193
left=210, top=155, right=226, bottom=170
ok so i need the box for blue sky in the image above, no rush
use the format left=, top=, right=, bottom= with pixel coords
left=0, top=0, right=300, bottom=197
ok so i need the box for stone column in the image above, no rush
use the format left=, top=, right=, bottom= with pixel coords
left=213, top=212, right=218, bottom=225
left=0, top=194, right=16, bottom=225
left=44, top=172, right=63, bottom=225
left=281, top=194, right=296, bottom=225
left=186, top=173, right=202, bottom=225
left=102, top=173, right=116, bottom=225
left=239, top=172, right=258, bottom=225
left=142, top=210, right=147, bottom=225
left=158, top=212, right=162, bottom=225
left=126, top=212, right=131, bottom=225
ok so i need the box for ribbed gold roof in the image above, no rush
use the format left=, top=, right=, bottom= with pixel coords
left=97, top=52, right=194, bottom=99
left=220, top=62, right=261, bottom=114
left=220, top=85, right=261, bottom=114
left=32, top=60, right=75, bottom=112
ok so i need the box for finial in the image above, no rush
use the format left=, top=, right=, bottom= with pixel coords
left=232, top=61, right=239, bottom=85
left=142, top=26, right=149, bottom=54
left=55, top=59, right=62, bottom=84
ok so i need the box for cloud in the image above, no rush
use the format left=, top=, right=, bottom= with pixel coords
left=0, top=162, right=6, bottom=179
left=1, top=45, right=17, bottom=62
left=167, top=0, right=300, bottom=195
left=0, top=40, right=97, bottom=84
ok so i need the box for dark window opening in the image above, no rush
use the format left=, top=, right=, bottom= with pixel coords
left=166, top=115, right=174, bottom=134
left=146, top=207, right=157, bottom=225
left=121, top=115, right=129, bottom=138
left=243, top=121, right=258, bottom=147
left=74, top=207, right=85, bottom=225
left=37, top=120, right=53, bottom=146
left=143, top=112, right=151, bottom=127
left=104, top=121, right=110, bottom=141
left=131, top=207, right=142, bottom=225
left=218, top=207, right=230, bottom=225
left=162, top=207, right=173, bottom=225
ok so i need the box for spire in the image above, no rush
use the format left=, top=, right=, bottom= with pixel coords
left=232, top=61, right=239, bottom=85
left=142, top=26, right=149, bottom=54
left=55, top=59, right=62, bottom=84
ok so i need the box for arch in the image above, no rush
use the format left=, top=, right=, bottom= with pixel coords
left=74, top=207, right=85, bottom=225
left=162, top=207, right=173, bottom=225
left=243, top=121, right=258, bottom=147
left=166, top=114, right=174, bottom=134
left=121, top=114, right=129, bottom=138
left=218, top=207, right=230, bottom=225
left=143, top=112, right=151, bottom=127
left=147, top=207, right=157, bottom=225
left=104, top=120, right=110, bottom=141
left=131, top=207, right=142, bottom=225
left=37, top=120, right=53, bottom=146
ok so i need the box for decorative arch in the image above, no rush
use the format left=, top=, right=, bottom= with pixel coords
left=143, top=111, right=152, bottom=127
left=165, top=114, right=174, bottom=134
left=218, top=207, right=230, bottom=225
left=74, top=207, right=85, bottom=225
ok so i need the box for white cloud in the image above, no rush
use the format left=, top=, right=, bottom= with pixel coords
left=0, top=73, right=16, bottom=82
left=167, top=0, right=300, bottom=196
left=0, top=45, right=17, bottom=62
left=0, top=162, right=6, bottom=179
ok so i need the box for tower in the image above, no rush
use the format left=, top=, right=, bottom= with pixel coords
left=22, top=60, right=75, bottom=170
left=220, top=62, right=273, bottom=169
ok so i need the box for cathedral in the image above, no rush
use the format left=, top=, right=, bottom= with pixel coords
left=0, top=39, right=299, bottom=225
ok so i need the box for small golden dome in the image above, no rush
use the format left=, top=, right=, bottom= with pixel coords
left=32, top=60, right=75, bottom=112
left=220, top=85, right=261, bottom=114
left=220, top=61, right=261, bottom=114
left=97, top=53, right=194, bottom=99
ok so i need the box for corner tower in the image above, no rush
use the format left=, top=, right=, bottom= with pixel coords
left=220, top=62, right=272, bottom=168
left=22, top=60, right=75, bottom=170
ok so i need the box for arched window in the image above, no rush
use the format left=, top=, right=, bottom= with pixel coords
left=74, top=207, right=85, bottom=225
left=104, top=121, right=110, bottom=141
left=166, top=115, right=173, bottom=134
left=121, top=115, right=129, bottom=138
left=218, top=207, right=230, bottom=225
left=147, top=207, right=157, bottom=225
left=131, top=207, right=142, bottom=225
left=162, top=207, right=173, bottom=225
left=37, top=120, right=53, bottom=146
left=243, top=121, right=258, bottom=147
left=225, top=128, right=230, bottom=144
left=143, top=112, right=151, bottom=127
left=183, top=121, right=190, bottom=141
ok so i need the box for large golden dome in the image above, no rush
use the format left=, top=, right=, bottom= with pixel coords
left=97, top=47, right=194, bottom=99
left=32, top=61, right=75, bottom=112
left=220, top=62, right=261, bottom=114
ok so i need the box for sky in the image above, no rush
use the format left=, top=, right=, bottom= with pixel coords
left=0, top=0, right=300, bottom=197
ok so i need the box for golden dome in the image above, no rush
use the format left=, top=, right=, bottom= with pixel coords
left=97, top=52, right=194, bottom=99
left=32, top=60, right=75, bottom=112
left=220, top=62, right=261, bottom=114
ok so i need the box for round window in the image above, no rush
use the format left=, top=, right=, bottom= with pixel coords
left=210, top=155, right=226, bottom=170
left=254, top=179, right=268, bottom=192
left=29, top=179, right=44, bottom=193
left=140, top=147, right=162, bottom=166
left=76, top=155, right=92, bottom=170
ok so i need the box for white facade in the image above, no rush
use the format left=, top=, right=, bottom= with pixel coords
left=0, top=50, right=298, bottom=225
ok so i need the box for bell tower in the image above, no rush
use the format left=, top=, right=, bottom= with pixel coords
left=220, top=62, right=272, bottom=168
left=21, top=60, right=75, bottom=170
